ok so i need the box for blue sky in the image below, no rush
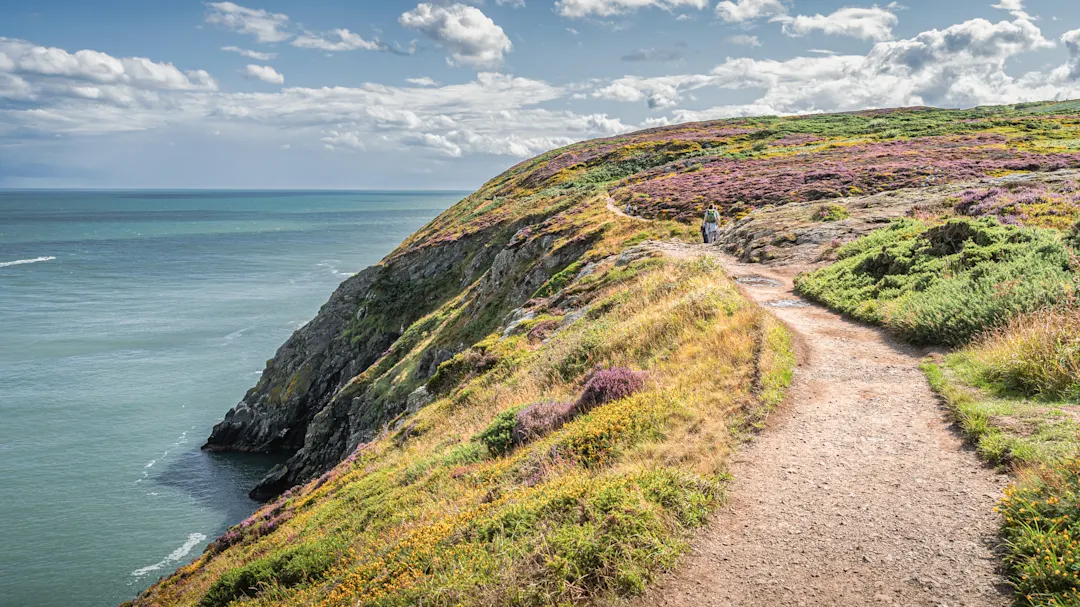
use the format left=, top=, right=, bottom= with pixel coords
left=1, top=0, right=1080, bottom=188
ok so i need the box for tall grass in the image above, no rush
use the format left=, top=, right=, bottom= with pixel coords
left=967, top=308, right=1080, bottom=401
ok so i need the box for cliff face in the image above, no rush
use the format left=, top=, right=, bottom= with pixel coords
left=202, top=185, right=601, bottom=500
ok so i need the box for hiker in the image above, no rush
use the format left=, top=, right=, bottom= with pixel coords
left=702, top=204, right=721, bottom=244
left=625, top=201, right=633, bottom=215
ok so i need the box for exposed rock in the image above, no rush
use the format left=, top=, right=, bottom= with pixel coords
left=503, top=309, right=537, bottom=337
left=249, top=464, right=292, bottom=502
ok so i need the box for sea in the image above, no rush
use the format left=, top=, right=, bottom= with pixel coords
left=0, top=190, right=462, bottom=607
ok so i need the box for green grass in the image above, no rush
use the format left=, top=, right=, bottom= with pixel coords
left=922, top=357, right=1080, bottom=466
left=795, top=217, right=1077, bottom=346
left=923, top=333, right=1080, bottom=605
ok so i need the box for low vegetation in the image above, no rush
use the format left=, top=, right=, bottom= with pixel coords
left=810, top=203, right=850, bottom=222
left=131, top=254, right=794, bottom=607
left=794, top=217, right=1076, bottom=345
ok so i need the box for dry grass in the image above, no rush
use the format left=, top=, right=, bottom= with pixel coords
left=967, top=308, right=1080, bottom=401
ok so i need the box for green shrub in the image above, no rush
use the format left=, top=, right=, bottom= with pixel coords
left=1067, top=218, right=1080, bottom=250
left=810, top=203, right=850, bottom=222
left=477, top=407, right=522, bottom=456
left=795, top=218, right=1077, bottom=345
left=199, top=544, right=337, bottom=607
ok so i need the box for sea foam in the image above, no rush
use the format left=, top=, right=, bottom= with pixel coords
left=131, top=532, right=206, bottom=577
left=0, top=256, right=56, bottom=268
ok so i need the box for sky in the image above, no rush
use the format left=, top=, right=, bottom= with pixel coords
left=2, top=0, right=1080, bottom=189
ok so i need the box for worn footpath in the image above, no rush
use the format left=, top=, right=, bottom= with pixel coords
left=633, top=244, right=1011, bottom=607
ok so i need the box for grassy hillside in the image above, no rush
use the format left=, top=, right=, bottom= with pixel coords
left=136, top=100, right=1080, bottom=606
left=134, top=249, right=794, bottom=606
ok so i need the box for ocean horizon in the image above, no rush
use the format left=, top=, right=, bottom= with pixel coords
left=0, top=189, right=464, bottom=606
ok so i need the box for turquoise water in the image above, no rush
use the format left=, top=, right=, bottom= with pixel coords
left=0, top=191, right=461, bottom=606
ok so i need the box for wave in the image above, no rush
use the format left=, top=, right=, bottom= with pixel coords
left=224, top=327, right=254, bottom=341
left=316, top=259, right=354, bottom=278
left=137, top=430, right=190, bottom=481
left=131, top=532, right=206, bottom=577
left=0, top=256, right=56, bottom=268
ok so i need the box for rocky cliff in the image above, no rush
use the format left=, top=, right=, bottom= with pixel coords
left=202, top=185, right=601, bottom=500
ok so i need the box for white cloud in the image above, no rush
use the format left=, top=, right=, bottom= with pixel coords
left=0, top=38, right=217, bottom=92
left=244, top=64, right=284, bottom=84
left=592, top=74, right=715, bottom=108
left=322, top=130, right=366, bottom=150
left=777, top=7, right=898, bottom=41
left=590, top=16, right=1069, bottom=119
left=715, top=0, right=787, bottom=22
left=205, top=2, right=291, bottom=43
left=1052, top=29, right=1080, bottom=82
left=221, top=46, right=276, bottom=60
left=399, top=4, right=511, bottom=68
left=292, top=29, right=387, bottom=52
left=728, top=35, right=762, bottom=47
left=556, top=0, right=709, bottom=19
left=992, top=0, right=1033, bottom=21
left=8, top=14, right=1080, bottom=175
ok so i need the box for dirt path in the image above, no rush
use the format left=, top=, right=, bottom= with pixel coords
left=606, top=197, right=649, bottom=221
left=633, top=243, right=1011, bottom=607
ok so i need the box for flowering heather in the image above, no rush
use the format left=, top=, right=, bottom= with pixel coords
left=575, top=366, right=649, bottom=413
left=612, top=136, right=1080, bottom=222
left=512, top=399, right=577, bottom=444
left=955, top=181, right=1080, bottom=229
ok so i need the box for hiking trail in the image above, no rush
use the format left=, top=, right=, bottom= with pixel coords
left=635, top=241, right=1011, bottom=607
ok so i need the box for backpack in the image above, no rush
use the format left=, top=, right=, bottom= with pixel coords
left=704, top=208, right=720, bottom=224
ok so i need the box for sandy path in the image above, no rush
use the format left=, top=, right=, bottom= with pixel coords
left=633, top=245, right=1011, bottom=607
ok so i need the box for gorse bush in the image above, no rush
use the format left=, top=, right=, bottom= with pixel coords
left=998, top=461, right=1080, bottom=606
left=795, top=218, right=1077, bottom=345
left=968, top=308, right=1080, bottom=401
left=477, top=407, right=521, bottom=456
